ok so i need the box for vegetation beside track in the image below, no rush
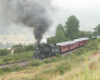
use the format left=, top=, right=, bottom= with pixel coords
left=0, top=51, right=33, bottom=65
left=0, top=39, right=99, bottom=80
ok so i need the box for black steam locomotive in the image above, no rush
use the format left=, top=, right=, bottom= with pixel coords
left=33, top=44, right=60, bottom=59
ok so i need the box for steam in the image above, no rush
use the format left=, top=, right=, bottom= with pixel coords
left=0, top=0, right=55, bottom=44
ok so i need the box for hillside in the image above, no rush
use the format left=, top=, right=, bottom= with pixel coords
left=0, top=39, right=99, bottom=80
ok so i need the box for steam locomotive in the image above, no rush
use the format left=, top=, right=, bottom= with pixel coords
left=33, top=37, right=89, bottom=59
left=33, top=44, right=60, bottom=59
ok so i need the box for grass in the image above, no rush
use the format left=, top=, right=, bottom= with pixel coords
left=0, top=39, right=100, bottom=80
left=52, top=55, right=100, bottom=80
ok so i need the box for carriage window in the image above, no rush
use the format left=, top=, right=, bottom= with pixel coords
left=70, top=44, right=74, bottom=47
left=62, top=46, right=67, bottom=49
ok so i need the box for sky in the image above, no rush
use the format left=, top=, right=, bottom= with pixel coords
left=46, top=0, right=100, bottom=36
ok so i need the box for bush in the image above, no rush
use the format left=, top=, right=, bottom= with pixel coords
left=50, top=58, right=58, bottom=62
left=0, top=49, right=9, bottom=56
left=31, top=60, right=42, bottom=66
left=84, top=40, right=98, bottom=51
left=10, top=64, right=22, bottom=71
left=55, top=62, right=71, bottom=75
left=43, top=68, right=54, bottom=74
left=43, top=59, right=52, bottom=63
left=3, top=57, right=12, bottom=62
left=55, top=63, right=66, bottom=75
left=12, top=43, right=24, bottom=53
left=56, top=53, right=61, bottom=58
left=24, top=44, right=36, bottom=51
left=2, top=67, right=11, bottom=72
left=0, top=68, right=4, bottom=74
left=75, top=48, right=84, bottom=55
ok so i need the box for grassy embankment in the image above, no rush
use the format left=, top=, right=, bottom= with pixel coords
left=0, top=51, right=33, bottom=65
left=0, top=39, right=99, bottom=80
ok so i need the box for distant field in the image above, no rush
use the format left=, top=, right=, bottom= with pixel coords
left=0, top=48, right=11, bottom=50
left=0, top=34, right=35, bottom=45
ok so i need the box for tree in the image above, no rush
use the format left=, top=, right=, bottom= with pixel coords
left=47, top=24, right=66, bottom=44
left=79, top=31, right=93, bottom=38
left=54, top=24, right=66, bottom=43
left=94, top=24, right=100, bottom=35
left=56, top=24, right=65, bottom=34
left=47, top=36, right=56, bottom=44
left=12, top=43, right=24, bottom=53
left=79, top=31, right=86, bottom=38
left=93, top=31, right=98, bottom=37
left=65, top=15, right=80, bottom=39
left=86, top=31, right=93, bottom=39
left=55, top=30, right=66, bottom=43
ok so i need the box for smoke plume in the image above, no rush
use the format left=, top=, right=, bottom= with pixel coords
left=0, top=0, right=55, bottom=44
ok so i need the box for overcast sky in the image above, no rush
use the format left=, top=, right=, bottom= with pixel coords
left=46, top=0, right=100, bottom=37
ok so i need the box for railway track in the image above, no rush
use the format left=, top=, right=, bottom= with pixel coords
left=0, top=47, right=82, bottom=68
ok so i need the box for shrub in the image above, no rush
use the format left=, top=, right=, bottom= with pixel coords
left=50, top=58, right=58, bottom=62
left=11, top=64, right=22, bottom=71
left=56, top=53, right=61, bottom=58
left=55, top=63, right=66, bottom=75
left=2, top=67, right=11, bottom=72
left=43, top=68, right=54, bottom=74
left=24, top=44, right=35, bottom=51
left=55, top=61, right=71, bottom=75
left=31, top=60, right=42, bottom=66
left=12, top=44, right=24, bottom=53
left=0, top=68, right=4, bottom=74
left=84, top=40, right=98, bottom=51
left=75, top=48, right=84, bottom=55
left=0, top=49, right=9, bottom=56
left=43, top=59, right=52, bottom=63
left=3, top=57, right=12, bottom=62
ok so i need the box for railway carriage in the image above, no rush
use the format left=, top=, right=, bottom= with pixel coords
left=79, top=38, right=85, bottom=46
left=74, top=40, right=80, bottom=48
left=68, top=41, right=76, bottom=50
left=56, top=42, right=69, bottom=53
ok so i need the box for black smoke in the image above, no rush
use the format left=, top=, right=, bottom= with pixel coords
left=0, top=0, right=55, bottom=44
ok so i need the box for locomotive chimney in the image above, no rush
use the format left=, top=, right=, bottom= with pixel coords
left=37, top=40, right=40, bottom=48
left=38, top=44, right=40, bottom=48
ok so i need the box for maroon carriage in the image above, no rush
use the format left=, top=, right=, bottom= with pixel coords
left=56, top=42, right=69, bottom=53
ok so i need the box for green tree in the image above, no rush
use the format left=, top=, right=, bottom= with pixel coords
left=47, top=36, right=56, bottom=44
left=86, top=31, right=93, bottom=39
left=55, top=30, right=66, bottom=43
left=65, top=15, right=80, bottom=39
left=93, top=31, right=98, bottom=37
left=94, top=24, right=100, bottom=35
left=56, top=24, right=65, bottom=34
left=12, top=43, right=24, bottom=53
left=79, top=31, right=86, bottom=38
left=79, top=31, right=93, bottom=38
